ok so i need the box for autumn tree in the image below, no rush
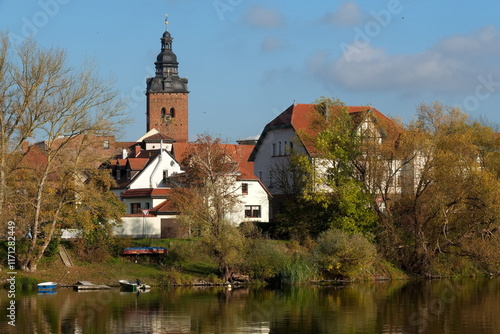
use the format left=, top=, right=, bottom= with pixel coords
left=170, top=135, right=246, bottom=280
left=0, top=33, right=126, bottom=271
left=382, top=102, right=500, bottom=274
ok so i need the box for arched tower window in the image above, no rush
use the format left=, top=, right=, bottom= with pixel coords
left=161, top=107, right=167, bottom=118
left=170, top=107, right=175, bottom=118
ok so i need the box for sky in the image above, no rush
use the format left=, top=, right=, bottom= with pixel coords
left=1, top=0, right=500, bottom=143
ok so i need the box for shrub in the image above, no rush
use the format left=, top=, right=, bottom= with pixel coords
left=313, top=229, right=377, bottom=280
left=245, top=240, right=288, bottom=280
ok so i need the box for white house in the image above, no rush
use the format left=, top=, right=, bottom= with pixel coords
left=249, top=103, right=403, bottom=217
left=108, top=132, right=271, bottom=238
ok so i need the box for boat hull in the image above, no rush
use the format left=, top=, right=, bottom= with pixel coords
left=119, top=280, right=150, bottom=292
left=38, top=282, right=57, bottom=292
left=122, top=247, right=167, bottom=255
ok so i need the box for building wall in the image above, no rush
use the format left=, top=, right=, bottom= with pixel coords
left=146, top=92, right=189, bottom=143
left=128, top=150, right=182, bottom=189
left=228, top=179, right=270, bottom=224
left=117, top=216, right=161, bottom=238
left=253, top=127, right=306, bottom=195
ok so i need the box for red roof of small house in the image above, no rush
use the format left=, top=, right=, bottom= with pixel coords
left=172, top=142, right=257, bottom=179
left=151, top=199, right=178, bottom=213
left=127, top=158, right=149, bottom=170
left=121, top=188, right=171, bottom=198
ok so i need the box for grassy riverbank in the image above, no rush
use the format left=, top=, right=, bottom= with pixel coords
left=1, top=236, right=409, bottom=289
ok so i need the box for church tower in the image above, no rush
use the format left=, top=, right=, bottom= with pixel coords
left=146, top=16, right=189, bottom=142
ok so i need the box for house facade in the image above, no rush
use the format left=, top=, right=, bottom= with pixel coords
left=249, top=103, right=403, bottom=217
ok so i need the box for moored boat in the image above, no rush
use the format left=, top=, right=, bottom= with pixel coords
left=122, top=247, right=167, bottom=255
left=38, top=282, right=57, bottom=292
left=73, top=281, right=111, bottom=291
left=119, top=280, right=150, bottom=292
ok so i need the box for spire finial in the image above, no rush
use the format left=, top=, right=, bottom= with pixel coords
left=165, top=13, right=169, bottom=31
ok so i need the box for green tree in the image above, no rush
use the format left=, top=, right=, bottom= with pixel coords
left=275, top=97, right=379, bottom=239
left=0, top=33, right=126, bottom=271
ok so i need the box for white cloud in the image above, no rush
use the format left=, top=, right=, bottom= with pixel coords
left=321, top=1, right=363, bottom=27
left=308, top=26, right=500, bottom=96
left=244, top=5, right=286, bottom=28
left=260, top=36, right=287, bottom=52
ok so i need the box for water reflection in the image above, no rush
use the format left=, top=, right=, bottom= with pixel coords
left=1, top=279, right=500, bottom=333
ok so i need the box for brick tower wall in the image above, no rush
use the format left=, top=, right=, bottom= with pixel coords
left=146, top=92, right=189, bottom=143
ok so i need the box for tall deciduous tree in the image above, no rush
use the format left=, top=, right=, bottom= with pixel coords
left=0, top=33, right=126, bottom=272
left=170, top=134, right=246, bottom=280
left=383, top=102, right=500, bottom=274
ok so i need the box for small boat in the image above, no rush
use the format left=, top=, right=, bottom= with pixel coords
left=122, top=247, right=167, bottom=255
left=73, top=281, right=111, bottom=291
left=38, top=282, right=57, bottom=292
left=119, top=280, right=151, bottom=292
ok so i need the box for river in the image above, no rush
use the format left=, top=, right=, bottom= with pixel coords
left=1, top=278, right=500, bottom=333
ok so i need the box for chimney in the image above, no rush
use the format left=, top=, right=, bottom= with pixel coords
left=135, top=145, right=141, bottom=157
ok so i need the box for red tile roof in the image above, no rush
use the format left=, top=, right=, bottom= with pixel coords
left=127, top=158, right=149, bottom=170
left=121, top=188, right=171, bottom=198
left=151, top=199, right=178, bottom=213
left=251, top=103, right=402, bottom=159
left=172, top=142, right=257, bottom=179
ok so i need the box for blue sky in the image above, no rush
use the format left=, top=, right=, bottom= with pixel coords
left=1, top=0, right=500, bottom=142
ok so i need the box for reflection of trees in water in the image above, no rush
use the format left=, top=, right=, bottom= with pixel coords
left=2, top=280, right=500, bottom=333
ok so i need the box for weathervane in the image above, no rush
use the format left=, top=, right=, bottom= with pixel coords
left=165, top=13, right=168, bottom=31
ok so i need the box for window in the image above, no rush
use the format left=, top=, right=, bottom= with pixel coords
left=284, top=141, right=287, bottom=155
left=278, top=141, right=282, bottom=155
left=130, top=203, right=141, bottom=214
left=242, top=183, right=248, bottom=195
left=272, top=143, right=276, bottom=156
left=145, top=202, right=150, bottom=209
left=269, top=171, right=274, bottom=188
left=245, top=205, right=261, bottom=218
left=116, top=170, right=121, bottom=180
left=170, top=107, right=175, bottom=118
left=103, top=140, right=109, bottom=150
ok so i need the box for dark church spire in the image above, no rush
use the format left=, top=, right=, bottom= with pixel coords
left=146, top=14, right=188, bottom=93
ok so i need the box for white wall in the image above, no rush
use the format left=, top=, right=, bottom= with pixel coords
left=129, top=149, right=182, bottom=189
left=252, top=127, right=305, bottom=195
left=227, top=179, right=270, bottom=224
left=116, top=216, right=161, bottom=238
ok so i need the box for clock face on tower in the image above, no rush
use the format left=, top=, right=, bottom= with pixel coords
left=162, top=114, right=172, bottom=125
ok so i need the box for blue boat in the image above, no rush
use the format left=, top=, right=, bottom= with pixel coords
left=38, top=282, right=57, bottom=292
